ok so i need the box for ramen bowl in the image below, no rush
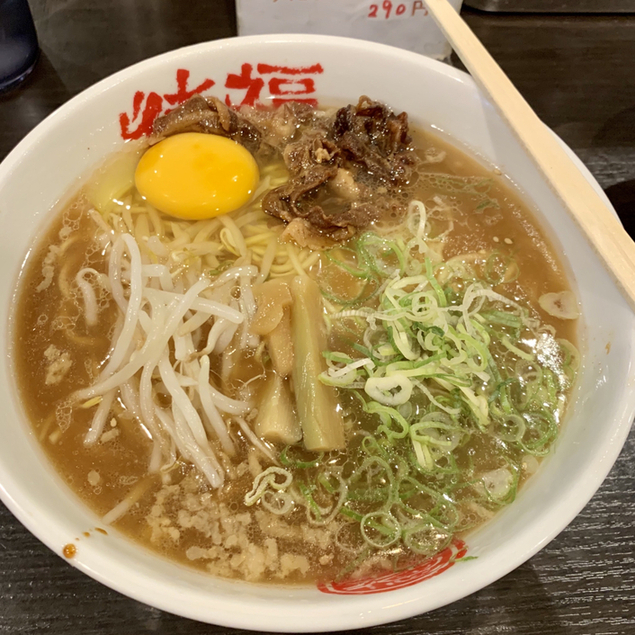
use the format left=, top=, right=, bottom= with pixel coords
left=0, top=34, right=633, bottom=631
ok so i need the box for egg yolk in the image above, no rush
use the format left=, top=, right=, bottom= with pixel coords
left=134, top=133, right=259, bottom=220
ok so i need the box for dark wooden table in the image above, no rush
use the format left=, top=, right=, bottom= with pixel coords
left=1, top=2, right=634, bottom=633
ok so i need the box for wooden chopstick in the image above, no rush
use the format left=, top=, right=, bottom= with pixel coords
left=425, top=0, right=635, bottom=311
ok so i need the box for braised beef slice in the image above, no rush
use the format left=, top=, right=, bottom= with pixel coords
left=333, top=97, right=416, bottom=185
left=263, top=96, right=417, bottom=241
left=283, top=132, right=340, bottom=175
left=262, top=165, right=338, bottom=224
left=240, top=102, right=317, bottom=151
left=151, top=95, right=263, bottom=154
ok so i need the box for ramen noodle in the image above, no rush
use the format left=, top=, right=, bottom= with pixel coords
left=13, top=97, right=579, bottom=584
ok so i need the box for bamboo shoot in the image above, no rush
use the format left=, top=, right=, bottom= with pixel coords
left=255, top=373, right=301, bottom=445
left=290, top=276, right=345, bottom=451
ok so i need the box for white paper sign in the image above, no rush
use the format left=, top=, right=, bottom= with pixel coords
left=236, top=0, right=463, bottom=60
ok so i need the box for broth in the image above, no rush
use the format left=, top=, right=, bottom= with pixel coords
left=13, top=99, right=579, bottom=584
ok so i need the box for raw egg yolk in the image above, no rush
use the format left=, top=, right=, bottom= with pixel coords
left=134, top=133, right=259, bottom=220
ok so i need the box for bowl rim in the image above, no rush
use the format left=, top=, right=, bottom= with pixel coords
left=1, top=32, right=634, bottom=632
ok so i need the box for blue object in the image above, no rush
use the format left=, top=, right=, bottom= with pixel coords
left=0, top=0, right=39, bottom=93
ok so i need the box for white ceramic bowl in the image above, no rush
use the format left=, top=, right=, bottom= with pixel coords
left=0, top=34, right=633, bottom=632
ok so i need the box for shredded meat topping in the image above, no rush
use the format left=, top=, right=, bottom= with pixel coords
left=262, top=96, right=417, bottom=242
left=332, top=96, right=415, bottom=185
left=150, top=95, right=419, bottom=246
left=151, top=94, right=263, bottom=154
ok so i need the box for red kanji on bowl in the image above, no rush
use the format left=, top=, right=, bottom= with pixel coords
left=118, top=63, right=325, bottom=140
left=118, top=69, right=215, bottom=140
left=225, top=63, right=324, bottom=107
left=317, top=539, right=468, bottom=595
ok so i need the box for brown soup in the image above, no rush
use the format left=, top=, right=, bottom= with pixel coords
left=13, top=99, right=579, bottom=584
